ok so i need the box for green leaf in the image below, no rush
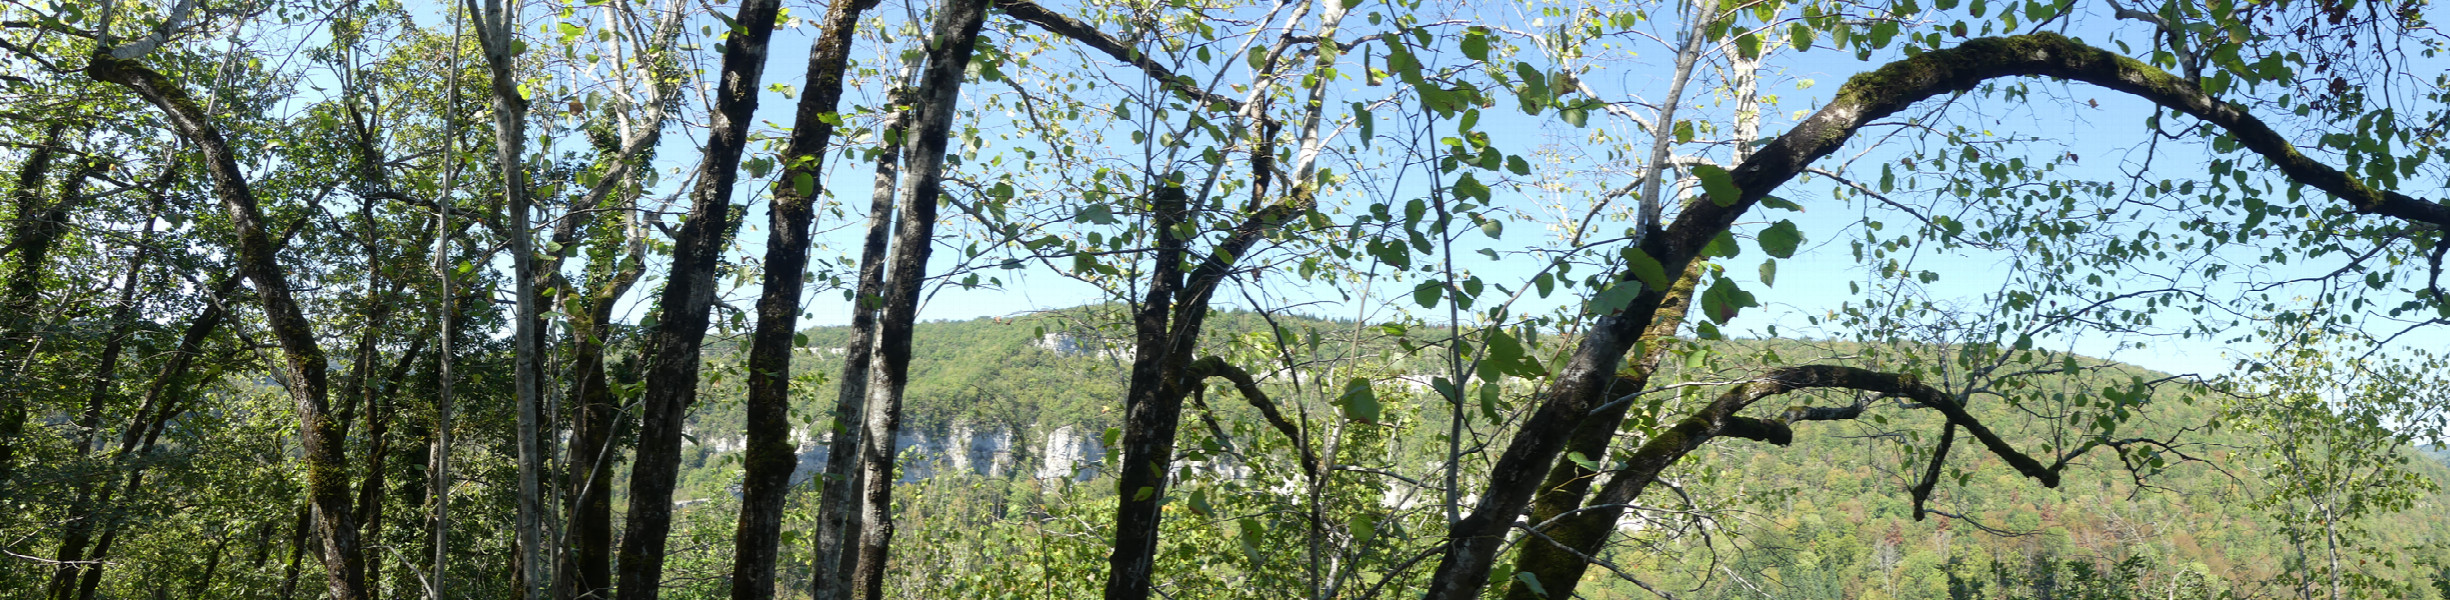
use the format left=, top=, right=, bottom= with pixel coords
left=1506, top=154, right=1531, bottom=175
left=1514, top=62, right=1549, bottom=113
left=1413, top=280, right=1444, bottom=309
left=1461, top=30, right=1491, bottom=61
left=1758, top=219, right=1804, bottom=258
left=1736, top=32, right=1762, bottom=59
left=1869, top=20, right=1898, bottom=48
left=1076, top=203, right=1118, bottom=224
left=1453, top=172, right=1491, bottom=203
left=1702, top=230, right=1743, bottom=258
left=1692, top=163, right=1740, bottom=206
left=1673, top=119, right=1695, bottom=143
left=1515, top=572, right=1551, bottom=598
left=1238, top=518, right=1266, bottom=564
left=1188, top=490, right=1215, bottom=517
left=1486, top=328, right=1525, bottom=368
left=1480, top=216, right=1504, bottom=239
left=792, top=172, right=815, bottom=197
left=1558, top=103, right=1589, bottom=127
left=1685, top=347, right=1712, bottom=370
left=1700, top=276, right=1759, bottom=323
left=1338, top=378, right=1381, bottom=424
left=1585, top=280, right=1643, bottom=316
left=1758, top=258, right=1778, bottom=287
left=1622, top=248, right=1672, bottom=290
left=1353, top=102, right=1374, bottom=146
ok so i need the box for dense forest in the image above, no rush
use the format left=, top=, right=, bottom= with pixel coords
left=3, top=0, right=2449, bottom=599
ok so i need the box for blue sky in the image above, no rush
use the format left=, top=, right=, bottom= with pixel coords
left=408, top=0, right=2444, bottom=381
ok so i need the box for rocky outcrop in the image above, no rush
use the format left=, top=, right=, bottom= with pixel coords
left=684, top=421, right=1104, bottom=488
left=1033, top=333, right=1123, bottom=360
left=1035, top=425, right=1103, bottom=481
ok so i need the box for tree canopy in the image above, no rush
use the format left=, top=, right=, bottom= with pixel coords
left=1, top=0, right=2446, bottom=598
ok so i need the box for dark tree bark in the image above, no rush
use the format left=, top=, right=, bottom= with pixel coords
left=48, top=267, right=242, bottom=594
left=612, top=0, right=784, bottom=597
left=1100, top=187, right=1309, bottom=600
left=731, top=0, right=875, bottom=598
left=456, top=0, right=554, bottom=592
left=1507, top=365, right=2070, bottom=599
left=88, top=54, right=369, bottom=600
left=43, top=174, right=134, bottom=600
left=547, top=15, right=682, bottom=600
left=249, top=517, right=278, bottom=569
left=351, top=340, right=422, bottom=600
left=874, top=8, right=1313, bottom=597
left=190, top=532, right=233, bottom=597
left=1501, top=264, right=1700, bottom=600
left=810, top=88, right=912, bottom=600
left=278, top=503, right=309, bottom=599
left=561, top=237, right=644, bottom=600
left=852, top=1, right=991, bottom=596
left=0, top=123, right=71, bottom=493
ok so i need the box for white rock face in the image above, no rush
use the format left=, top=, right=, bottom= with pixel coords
left=1033, top=333, right=1123, bottom=360
left=948, top=423, right=1017, bottom=478
left=1035, top=425, right=1104, bottom=481
left=777, top=422, right=1056, bottom=485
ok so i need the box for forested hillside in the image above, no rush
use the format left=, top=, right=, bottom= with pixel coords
left=6, top=0, right=2450, bottom=599
left=657, top=310, right=2450, bottom=599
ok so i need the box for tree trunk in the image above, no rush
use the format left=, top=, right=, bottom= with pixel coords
left=561, top=245, right=643, bottom=600
left=1103, top=184, right=1192, bottom=600
left=731, top=0, right=873, bottom=597
left=353, top=341, right=422, bottom=600
left=75, top=525, right=118, bottom=600
left=45, top=181, right=141, bottom=600
left=853, top=1, right=991, bottom=595
left=0, top=123, right=71, bottom=493
left=555, top=5, right=683, bottom=596
left=612, top=1, right=783, bottom=597
left=88, top=54, right=368, bottom=600
left=190, top=532, right=233, bottom=597
left=810, top=83, right=913, bottom=600
left=279, top=504, right=311, bottom=600
left=460, top=0, right=553, bottom=594
left=45, top=264, right=242, bottom=593
left=1499, top=24, right=1737, bottom=597
left=1500, top=264, right=1701, bottom=600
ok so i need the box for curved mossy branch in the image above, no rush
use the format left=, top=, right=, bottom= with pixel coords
left=1431, top=31, right=2448, bottom=600
left=1503, top=261, right=1706, bottom=600
left=993, top=0, right=1243, bottom=112
left=1513, top=365, right=2106, bottom=600
left=85, top=54, right=366, bottom=600
left=1667, top=31, right=2448, bottom=267
left=1186, top=356, right=1317, bottom=476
